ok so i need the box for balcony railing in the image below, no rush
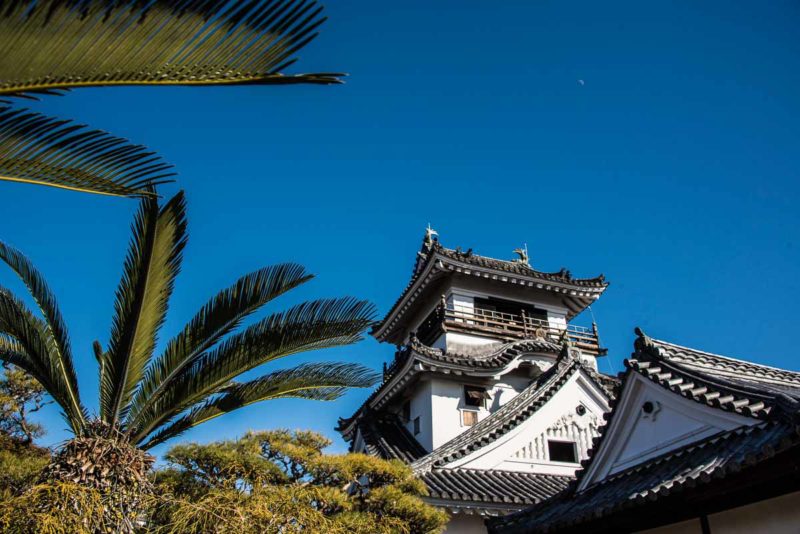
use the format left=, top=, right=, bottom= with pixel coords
left=417, top=304, right=604, bottom=356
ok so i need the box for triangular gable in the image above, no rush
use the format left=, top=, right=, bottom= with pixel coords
left=443, top=368, right=611, bottom=475
left=411, top=351, right=617, bottom=476
left=578, top=371, right=756, bottom=489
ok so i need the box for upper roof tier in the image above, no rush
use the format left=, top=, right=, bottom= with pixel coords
left=372, top=231, right=609, bottom=344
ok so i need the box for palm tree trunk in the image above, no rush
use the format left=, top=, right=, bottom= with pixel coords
left=40, top=421, right=154, bottom=533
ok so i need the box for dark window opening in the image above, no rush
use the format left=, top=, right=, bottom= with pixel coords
left=464, top=385, right=489, bottom=408
left=548, top=440, right=577, bottom=463
left=401, top=401, right=411, bottom=423
left=473, top=297, right=548, bottom=322
left=413, top=416, right=421, bottom=436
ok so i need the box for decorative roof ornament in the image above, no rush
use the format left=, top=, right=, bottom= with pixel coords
left=423, top=224, right=439, bottom=250
left=633, top=326, right=656, bottom=352
left=513, top=244, right=530, bottom=266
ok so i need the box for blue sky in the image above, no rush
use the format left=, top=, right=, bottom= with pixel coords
left=2, top=0, right=799, bottom=456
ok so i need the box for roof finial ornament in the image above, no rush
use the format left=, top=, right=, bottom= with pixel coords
left=560, top=328, right=573, bottom=348
left=634, top=326, right=655, bottom=352
left=513, top=243, right=529, bottom=266
left=424, top=223, right=439, bottom=250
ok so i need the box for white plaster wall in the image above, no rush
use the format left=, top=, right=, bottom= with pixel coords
left=429, top=376, right=531, bottom=449
left=447, top=372, right=610, bottom=476
left=708, top=490, right=800, bottom=533
left=635, top=491, right=800, bottom=533
left=405, top=380, right=434, bottom=451
left=443, top=513, right=487, bottom=534
left=431, top=378, right=473, bottom=449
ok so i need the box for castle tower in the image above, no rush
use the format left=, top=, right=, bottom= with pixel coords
left=338, top=230, right=617, bottom=533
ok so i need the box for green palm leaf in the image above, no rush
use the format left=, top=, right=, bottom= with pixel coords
left=139, top=362, right=379, bottom=449
left=0, top=289, right=87, bottom=431
left=102, top=191, right=187, bottom=426
left=0, top=106, right=174, bottom=197
left=0, top=0, right=343, bottom=98
left=126, top=263, right=314, bottom=428
left=129, top=297, right=375, bottom=442
left=0, top=240, right=85, bottom=430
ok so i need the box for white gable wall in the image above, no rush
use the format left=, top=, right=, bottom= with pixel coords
left=444, top=370, right=611, bottom=476
left=429, top=376, right=531, bottom=450
left=579, top=372, right=758, bottom=490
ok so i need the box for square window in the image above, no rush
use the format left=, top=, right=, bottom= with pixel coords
left=464, top=385, right=489, bottom=408
left=547, top=440, right=577, bottom=463
left=413, top=416, right=421, bottom=436
left=462, top=410, right=478, bottom=427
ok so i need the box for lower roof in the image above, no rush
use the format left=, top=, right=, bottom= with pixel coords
left=489, top=329, right=800, bottom=533
left=422, top=468, right=572, bottom=515
left=489, top=421, right=800, bottom=533
left=355, top=413, right=427, bottom=463
left=337, top=337, right=566, bottom=439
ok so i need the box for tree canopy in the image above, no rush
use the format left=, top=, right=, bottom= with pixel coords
left=150, top=429, right=449, bottom=534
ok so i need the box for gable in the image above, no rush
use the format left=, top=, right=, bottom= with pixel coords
left=443, top=369, right=611, bottom=476
left=578, top=372, right=757, bottom=489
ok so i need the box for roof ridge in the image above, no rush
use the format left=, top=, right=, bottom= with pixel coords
left=651, top=336, right=800, bottom=378
left=435, top=466, right=573, bottom=478
left=410, top=336, right=561, bottom=362
left=436, top=244, right=606, bottom=284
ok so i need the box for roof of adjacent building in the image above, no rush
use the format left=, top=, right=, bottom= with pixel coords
left=336, top=337, right=568, bottom=440
left=626, top=330, right=800, bottom=418
left=490, top=421, right=800, bottom=533
left=372, top=236, right=608, bottom=344
left=488, top=330, right=800, bottom=534
left=411, top=346, right=619, bottom=474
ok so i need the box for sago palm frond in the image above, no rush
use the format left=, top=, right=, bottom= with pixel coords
left=140, top=362, right=379, bottom=448
left=0, top=289, right=87, bottom=431
left=0, top=192, right=377, bottom=450
left=126, top=263, right=314, bottom=426
left=0, top=241, right=86, bottom=431
left=0, top=106, right=174, bottom=197
left=0, top=0, right=343, bottom=98
left=101, top=191, right=187, bottom=426
left=128, top=297, right=375, bottom=442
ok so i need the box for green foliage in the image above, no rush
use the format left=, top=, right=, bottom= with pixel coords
left=0, top=434, right=49, bottom=500
left=0, top=193, right=378, bottom=451
left=0, top=364, right=51, bottom=500
left=0, top=0, right=342, bottom=197
left=0, top=364, right=50, bottom=443
left=150, top=430, right=448, bottom=534
left=0, top=0, right=342, bottom=98
left=0, top=482, right=107, bottom=533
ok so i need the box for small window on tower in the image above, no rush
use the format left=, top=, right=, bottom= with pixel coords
left=413, top=416, right=421, bottom=436
left=401, top=401, right=411, bottom=423
left=464, top=386, right=489, bottom=408
left=547, top=440, right=578, bottom=463
left=462, top=410, right=478, bottom=427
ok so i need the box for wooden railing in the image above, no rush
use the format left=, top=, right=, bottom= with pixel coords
left=425, top=305, right=603, bottom=355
